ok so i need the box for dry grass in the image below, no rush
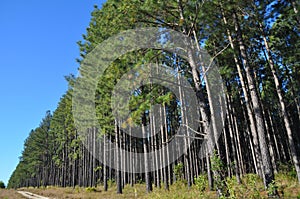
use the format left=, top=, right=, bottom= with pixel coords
left=0, top=189, right=26, bottom=199
left=19, top=186, right=103, bottom=199
left=17, top=174, right=300, bottom=199
left=19, top=183, right=207, bottom=199
left=275, top=173, right=300, bottom=198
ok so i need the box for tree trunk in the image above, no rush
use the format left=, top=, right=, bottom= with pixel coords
left=103, top=134, right=108, bottom=191
left=226, top=94, right=241, bottom=183
left=220, top=5, right=263, bottom=177
left=261, top=29, right=300, bottom=183
left=115, top=121, right=122, bottom=194
left=160, top=105, right=169, bottom=190
left=232, top=10, right=274, bottom=189
left=142, top=116, right=152, bottom=193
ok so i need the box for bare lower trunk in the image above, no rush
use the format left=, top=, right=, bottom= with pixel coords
left=233, top=10, right=274, bottom=189
left=220, top=6, right=263, bottom=177
left=142, top=117, right=152, bottom=193
left=261, top=31, right=300, bottom=183
left=115, top=121, right=122, bottom=194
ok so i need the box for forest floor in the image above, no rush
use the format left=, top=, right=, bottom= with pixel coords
left=0, top=189, right=26, bottom=199
left=2, top=173, right=300, bottom=198
left=17, top=191, right=49, bottom=199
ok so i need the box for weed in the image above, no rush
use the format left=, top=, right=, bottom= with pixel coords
left=194, top=174, right=207, bottom=194
left=173, top=162, right=184, bottom=180
left=85, top=187, right=97, bottom=192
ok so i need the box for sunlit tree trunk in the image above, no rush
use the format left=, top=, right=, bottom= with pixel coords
left=220, top=5, right=263, bottom=177
left=232, top=10, right=274, bottom=189
left=260, top=28, right=300, bottom=183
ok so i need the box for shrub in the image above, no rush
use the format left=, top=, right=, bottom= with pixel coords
left=243, top=173, right=261, bottom=198
left=173, top=179, right=188, bottom=190
left=211, top=151, right=228, bottom=197
left=226, top=176, right=239, bottom=199
left=173, top=162, right=184, bottom=180
left=278, top=162, right=297, bottom=179
left=107, top=179, right=115, bottom=187
left=194, top=174, right=208, bottom=194
left=0, top=181, right=5, bottom=189
left=267, top=180, right=278, bottom=197
left=85, top=187, right=97, bottom=192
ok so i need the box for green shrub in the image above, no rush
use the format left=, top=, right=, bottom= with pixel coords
left=267, top=180, right=278, bottom=197
left=288, top=168, right=297, bottom=179
left=173, top=179, right=187, bottom=189
left=211, top=151, right=228, bottom=197
left=278, top=162, right=297, bottom=179
left=107, top=179, right=115, bottom=187
left=194, top=174, right=208, bottom=194
left=94, top=166, right=102, bottom=172
left=243, top=173, right=261, bottom=198
left=0, top=181, right=5, bottom=189
left=85, top=187, right=97, bottom=192
left=226, top=176, right=239, bottom=199
left=173, top=162, right=184, bottom=180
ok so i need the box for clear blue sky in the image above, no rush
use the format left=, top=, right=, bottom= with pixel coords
left=0, top=0, right=106, bottom=186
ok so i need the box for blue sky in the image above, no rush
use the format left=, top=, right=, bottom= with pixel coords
left=0, top=0, right=106, bottom=186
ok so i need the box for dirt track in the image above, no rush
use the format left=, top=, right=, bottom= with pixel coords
left=17, top=191, right=49, bottom=199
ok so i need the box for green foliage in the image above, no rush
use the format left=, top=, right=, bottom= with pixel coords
left=85, top=187, right=97, bottom=192
left=267, top=180, right=278, bottom=197
left=0, top=180, right=5, bottom=189
left=211, top=151, right=228, bottom=197
left=173, top=162, right=184, bottom=180
left=94, top=166, right=102, bottom=172
left=242, top=174, right=261, bottom=198
left=278, top=162, right=297, bottom=180
left=194, top=174, right=208, bottom=194
left=225, top=176, right=239, bottom=199
left=172, top=180, right=188, bottom=190
left=211, top=151, right=224, bottom=172
left=107, top=179, right=115, bottom=187
left=136, top=178, right=144, bottom=184
left=8, top=111, right=53, bottom=188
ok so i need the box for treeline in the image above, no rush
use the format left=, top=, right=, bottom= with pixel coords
left=8, top=0, right=300, bottom=197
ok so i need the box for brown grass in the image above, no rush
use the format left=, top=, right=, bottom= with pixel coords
left=19, top=183, right=206, bottom=199
left=16, top=174, right=300, bottom=199
left=0, top=189, right=26, bottom=199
